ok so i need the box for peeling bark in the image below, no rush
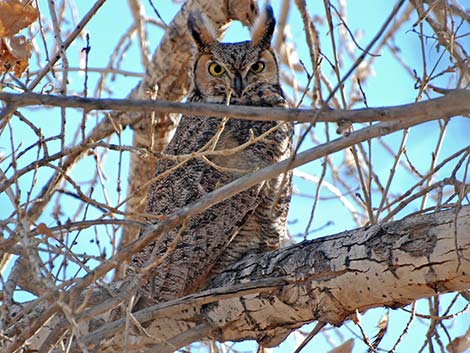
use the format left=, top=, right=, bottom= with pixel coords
left=203, top=205, right=470, bottom=345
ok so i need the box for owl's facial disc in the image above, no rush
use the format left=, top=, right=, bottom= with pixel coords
left=192, top=46, right=279, bottom=103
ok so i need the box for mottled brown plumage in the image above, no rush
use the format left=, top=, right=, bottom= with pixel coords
left=129, top=5, right=292, bottom=308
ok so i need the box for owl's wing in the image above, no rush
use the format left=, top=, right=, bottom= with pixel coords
left=130, top=115, right=268, bottom=305
left=142, top=172, right=261, bottom=304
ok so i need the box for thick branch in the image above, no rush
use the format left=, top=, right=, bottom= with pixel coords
left=0, top=89, right=469, bottom=124
left=81, top=205, right=470, bottom=352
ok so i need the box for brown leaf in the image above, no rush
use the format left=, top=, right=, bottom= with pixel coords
left=447, top=326, right=470, bottom=353
left=0, top=35, right=32, bottom=77
left=36, top=223, right=54, bottom=238
left=0, top=0, right=38, bottom=36
left=328, top=339, right=354, bottom=353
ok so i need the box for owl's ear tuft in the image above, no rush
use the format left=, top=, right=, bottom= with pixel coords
left=187, top=11, right=217, bottom=49
left=251, top=5, right=275, bottom=49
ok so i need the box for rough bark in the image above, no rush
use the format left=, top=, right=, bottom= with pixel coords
left=79, top=205, right=470, bottom=352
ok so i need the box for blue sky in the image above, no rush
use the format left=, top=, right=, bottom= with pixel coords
left=1, top=1, right=469, bottom=352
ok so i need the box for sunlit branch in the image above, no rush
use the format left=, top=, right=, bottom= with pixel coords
left=0, top=89, right=469, bottom=124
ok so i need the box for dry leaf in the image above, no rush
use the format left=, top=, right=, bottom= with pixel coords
left=36, top=222, right=54, bottom=238
left=328, top=339, right=354, bottom=353
left=0, top=35, right=32, bottom=77
left=367, top=311, right=389, bottom=352
left=0, top=0, right=38, bottom=36
left=447, top=326, right=470, bottom=353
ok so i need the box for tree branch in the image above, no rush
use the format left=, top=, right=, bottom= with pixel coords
left=0, top=89, right=469, bottom=124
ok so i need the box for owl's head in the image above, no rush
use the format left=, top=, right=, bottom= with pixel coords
left=187, top=6, right=282, bottom=104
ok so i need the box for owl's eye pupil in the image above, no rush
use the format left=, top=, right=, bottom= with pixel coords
left=208, top=62, right=225, bottom=76
left=250, top=61, right=265, bottom=73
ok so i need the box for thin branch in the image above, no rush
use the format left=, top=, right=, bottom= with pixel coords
left=0, top=89, right=469, bottom=124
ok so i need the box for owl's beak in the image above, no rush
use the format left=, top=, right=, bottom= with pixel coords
left=231, top=72, right=243, bottom=97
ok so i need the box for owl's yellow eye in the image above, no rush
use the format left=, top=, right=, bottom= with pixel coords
left=250, top=61, right=265, bottom=73
left=208, top=62, right=226, bottom=76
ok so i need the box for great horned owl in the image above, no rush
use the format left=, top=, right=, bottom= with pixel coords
left=129, top=5, right=292, bottom=308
